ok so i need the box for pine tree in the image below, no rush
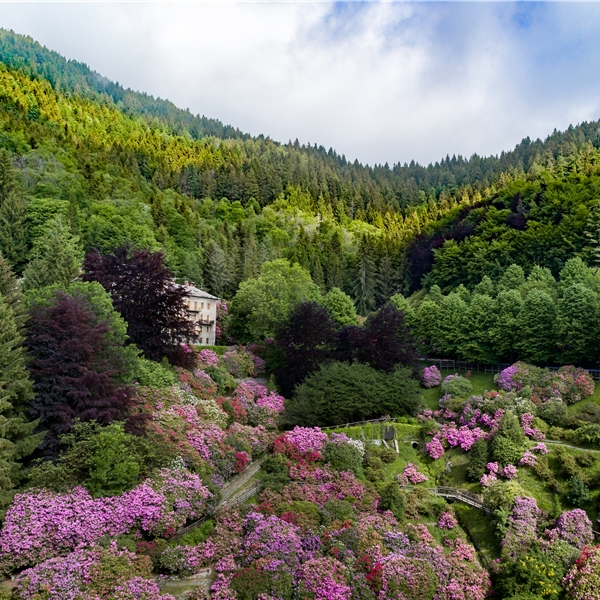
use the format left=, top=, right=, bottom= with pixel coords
left=352, top=238, right=377, bottom=317
left=376, top=254, right=396, bottom=306
left=22, top=216, right=83, bottom=292
left=0, top=150, right=15, bottom=201
left=205, top=242, right=232, bottom=297
left=0, top=251, right=27, bottom=330
left=584, top=204, right=600, bottom=269
left=0, top=194, right=28, bottom=274
left=0, top=297, right=43, bottom=505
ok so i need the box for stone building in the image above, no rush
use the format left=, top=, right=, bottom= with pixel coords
left=180, top=283, right=219, bottom=345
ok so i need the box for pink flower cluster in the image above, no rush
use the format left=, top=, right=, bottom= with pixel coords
left=519, top=451, right=537, bottom=467
left=425, top=437, right=445, bottom=459
left=502, top=496, right=540, bottom=558
left=422, top=365, right=442, bottom=388
left=438, top=511, right=458, bottom=530
left=401, top=463, right=428, bottom=484
left=520, top=413, right=545, bottom=440
left=233, top=380, right=285, bottom=428
left=196, top=349, right=220, bottom=367
left=546, top=509, right=594, bottom=549
left=501, top=464, right=518, bottom=480
left=497, top=365, right=519, bottom=391
left=533, top=442, right=549, bottom=454
left=0, top=469, right=211, bottom=571
left=285, top=426, right=328, bottom=454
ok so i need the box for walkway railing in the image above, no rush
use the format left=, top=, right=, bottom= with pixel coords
left=399, top=485, right=493, bottom=514
left=421, top=358, right=600, bottom=380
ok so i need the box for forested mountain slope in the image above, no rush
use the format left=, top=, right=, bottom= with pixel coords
left=1, top=28, right=600, bottom=308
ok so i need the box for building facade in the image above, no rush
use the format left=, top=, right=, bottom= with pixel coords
left=180, top=283, right=219, bottom=346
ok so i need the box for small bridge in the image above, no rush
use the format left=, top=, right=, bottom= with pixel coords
left=399, top=485, right=493, bottom=514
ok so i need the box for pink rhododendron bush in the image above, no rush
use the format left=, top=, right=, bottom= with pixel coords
left=12, top=544, right=174, bottom=600
left=422, top=365, right=442, bottom=388
left=564, top=545, right=600, bottom=600
left=495, top=362, right=594, bottom=404
left=0, top=469, right=212, bottom=572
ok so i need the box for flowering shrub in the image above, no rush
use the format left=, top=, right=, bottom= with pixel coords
left=546, top=509, right=594, bottom=549
left=496, top=365, right=519, bottom=391
left=233, top=381, right=285, bottom=429
left=426, top=436, right=445, bottom=459
left=0, top=470, right=211, bottom=571
left=533, top=442, right=549, bottom=454
left=486, top=462, right=499, bottom=474
left=563, top=545, right=600, bottom=600
left=520, top=413, right=545, bottom=440
left=519, top=450, right=537, bottom=467
left=221, top=349, right=255, bottom=379
left=480, top=473, right=497, bottom=487
left=196, top=349, right=220, bottom=368
left=285, top=426, right=328, bottom=455
left=12, top=544, right=173, bottom=600
left=177, top=369, right=217, bottom=400
left=501, top=496, right=540, bottom=558
left=438, top=511, right=458, bottom=530
left=422, top=365, right=442, bottom=388
left=159, top=545, right=201, bottom=576
left=296, top=557, right=352, bottom=600
left=501, top=464, right=518, bottom=480
left=402, top=463, right=428, bottom=484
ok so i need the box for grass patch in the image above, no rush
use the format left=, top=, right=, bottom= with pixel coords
left=454, top=505, right=500, bottom=566
left=420, top=369, right=497, bottom=411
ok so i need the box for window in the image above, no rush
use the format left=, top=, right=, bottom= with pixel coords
left=206, top=338, right=209, bottom=344
left=194, top=302, right=197, bottom=310
left=207, top=303, right=211, bottom=310
left=201, top=302, right=204, bottom=309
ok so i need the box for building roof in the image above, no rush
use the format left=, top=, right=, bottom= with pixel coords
left=179, top=282, right=220, bottom=301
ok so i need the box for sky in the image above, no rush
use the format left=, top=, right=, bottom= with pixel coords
left=1, top=2, right=600, bottom=166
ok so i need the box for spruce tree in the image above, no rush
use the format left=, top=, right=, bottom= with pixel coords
left=0, top=297, right=43, bottom=505
left=352, top=238, right=377, bottom=316
left=0, top=251, right=27, bottom=330
left=459, top=293, right=496, bottom=363
left=205, top=241, right=231, bottom=297
left=376, top=254, right=396, bottom=306
left=489, top=289, right=523, bottom=362
left=22, top=216, right=83, bottom=292
left=584, top=204, right=600, bottom=269
left=0, top=194, right=28, bottom=273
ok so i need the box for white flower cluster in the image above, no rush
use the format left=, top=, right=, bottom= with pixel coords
left=347, top=438, right=365, bottom=458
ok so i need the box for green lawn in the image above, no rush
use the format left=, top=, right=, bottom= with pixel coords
left=420, top=369, right=497, bottom=411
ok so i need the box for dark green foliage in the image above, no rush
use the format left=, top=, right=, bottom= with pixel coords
left=322, top=441, right=362, bottom=475
left=466, top=438, right=489, bottom=482
left=260, top=453, right=291, bottom=492
left=320, top=499, right=357, bottom=525
left=379, top=483, right=406, bottom=520
left=176, top=520, right=215, bottom=547
left=564, top=475, right=590, bottom=507
left=231, top=567, right=293, bottom=600
left=285, top=362, right=420, bottom=427
left=273, top=301, right=337, bottom=398
left=353, top=237, right=377, bottom=317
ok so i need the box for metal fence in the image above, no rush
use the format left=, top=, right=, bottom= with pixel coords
left=421, top=358, right=600, bottom=381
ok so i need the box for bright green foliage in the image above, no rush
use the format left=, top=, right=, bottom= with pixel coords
left=497, top=264, right=526, bottom=292
left=321, top=287, right=359, bottom=326
left=435, top=294, right=467, bottom=356
left=27, top=422, right=163, bottom=496
left=286, top=361, right=420, bottom=427
left=459, top=293, right=496, bottom=362
left=228, top=259, right=321, bottom=342
left=22, top=216, right=83, bottom=292
left=489, top=289, right=523, bottom=362
left=440, top=375, right=473, bottom=399
left=515, top=289, right=556, bottom=364
left=0, top=193, right=28, bottom=274
left=494, top=553, right=563, bottom=599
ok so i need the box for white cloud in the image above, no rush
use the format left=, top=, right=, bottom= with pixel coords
left=1, top=2, right=600, bottom=165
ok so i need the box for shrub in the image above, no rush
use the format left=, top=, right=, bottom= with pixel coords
left=422, top=365, right=442, bottom=388
left=563, top=545, right=600, bottom=600
left=221, top=349, right=255, bottom=379
left=379, top=483, right=406, bottom=521
left=440, top=375, right=473, bottom=399
left=564, top=476, right=590, bottom=507
left=323, top=442, right=362, bottom=475
left=466, top=438, right=489, bottom=482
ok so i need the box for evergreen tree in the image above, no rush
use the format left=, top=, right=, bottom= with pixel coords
left=414, top=300, right=440, bottom=354
left=466, top=438, right=489, bottom=482
left=376, top=254, right=396, bottom=306
left=0, top=193, right=28, bottom=273
left=515, top=289, right=557, bottom=364
left=352, top=237, right=377, bottom=316
left=22, top=216, right=83, bottom=292
left=584, top=203, right=600, bottom=268
left=0, top=296, right=43, bottom=505
left=473, top=275, right=495, bottom=297
left=324, top=232, right=344, bottom=290
left=497, top=264, right=526, bottom=292
left=204, top=241, right=231, bottom=298
left=0, top=251, right=27, bottom=330
left=556, top=284, right=599, bottom=365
